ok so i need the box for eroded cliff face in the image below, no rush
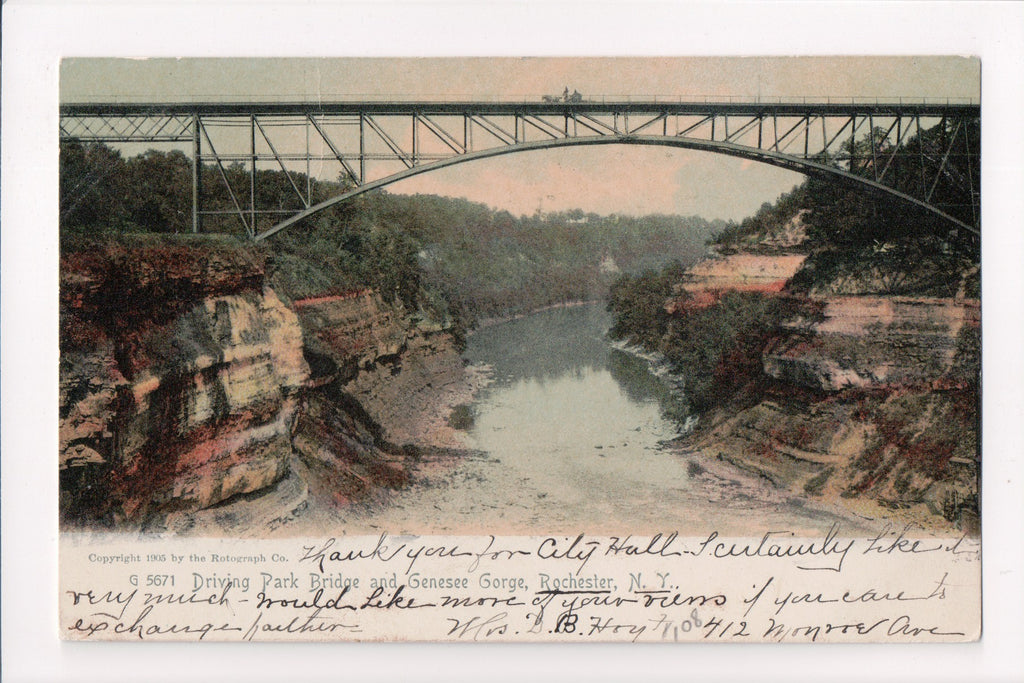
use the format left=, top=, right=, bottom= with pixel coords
left=763, top=296, right=980, bottom=391
left=675, top=232, right=980, bottom=531
left=292, top=291, right=467, bottom=447
left=286, top=290, right=470, bottom=508
left=60, top=244, right=309, bottom=526
left=59, top=241, right=469, bottom=530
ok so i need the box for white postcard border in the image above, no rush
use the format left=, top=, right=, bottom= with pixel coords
left=3, top=1, right=1024, bottom=681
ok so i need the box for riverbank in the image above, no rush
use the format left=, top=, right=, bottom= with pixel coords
left=605, top=235, right=978, bottom=536
left=608, top=338, right=688, bottom=398
left=158, top=360, right=492, bottom=538
left=607, top=340, right=931, bottom=535
left=134, top=302, right=917, bottom=539
left=299, top=304, right=885, bottom=537
left=665, top=440, right=955, bottom=537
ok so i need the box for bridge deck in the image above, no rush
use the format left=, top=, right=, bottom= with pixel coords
left=60, top=100, right=979, bottom=117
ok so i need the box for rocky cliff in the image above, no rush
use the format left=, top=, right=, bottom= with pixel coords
left=292, top=291, right=468, bottom=446
left=286, top=290, right=473, bottom=509
left=671, top=231, right=980, bottom=532
left=60, top=242, right=308, bottom=526
left=59, top=239, right=470, bottom=530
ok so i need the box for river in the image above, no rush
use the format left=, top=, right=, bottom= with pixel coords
left=339, top=303, right=873, bottom=536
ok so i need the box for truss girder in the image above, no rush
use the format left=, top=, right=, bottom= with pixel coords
left=59, top=101, right=980, bottom=240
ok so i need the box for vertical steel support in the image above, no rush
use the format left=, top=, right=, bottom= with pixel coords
left=917, top=116, right=926, bottom=198
left=199, top=121, right=250, bottom=235
left=412, top=113, right=419, bottom=165
left=250, top=113, right=257, bottom=238
left=964, top=116, right=977, bottom=228
left=927, top=120, right=960, bottom=202
left=305, top=113, right=311, bottom=205
left=359, top=113, right=366, bottom=185
left=757, top=115, right=763, bottom=149
left=894, top=117, right=902, bottom=189
left=849, top=115, right=857, bottom=172
left=869, top=114, right=877, bottom=181
left=191, top=112, right=201, bottom=233
left=803, top=116, right=810, bottom=158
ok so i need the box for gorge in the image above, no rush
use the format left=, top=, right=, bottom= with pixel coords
left=57, top=139, right=980, bottom=537
left=58, top=213, right=979, bottom=537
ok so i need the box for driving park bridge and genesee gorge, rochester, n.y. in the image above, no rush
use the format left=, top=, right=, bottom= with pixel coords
left=55, top=75, right=984, bottom=646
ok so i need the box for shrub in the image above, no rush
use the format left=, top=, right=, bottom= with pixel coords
left=447, top=404, right=476, bottom=430
left=658, top=291, right=806, bottom=413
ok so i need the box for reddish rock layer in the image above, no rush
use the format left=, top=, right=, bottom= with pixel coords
left=674, top=242, right=979, bottom=531
left=60, top=242, right=308, bottom=526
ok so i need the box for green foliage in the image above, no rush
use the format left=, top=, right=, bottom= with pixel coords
left=787, top=169, right=978, bottom=296
left=60, top=142, right=720, bottom=334
left=712, top=120, right=980, bottom=296
left=658, top=291, right=801, bottom=413
left=366, top=228, right=421, bottom=309
left=346, top=192, right=718, bottom=322
left=60, top=140, right=349, bottom=238
left=608, top=260, right=814, bottom=414
left=712, top=119, right=980, bottom=294
left=711, top=184, right=810, bottom=250
left=792, top=120, right=979, bottom=295
left=606, top=261, right=688, bottom=347
left=60, top=142, right=133, bottom=233
left=124, top=150, right=193, bottom=233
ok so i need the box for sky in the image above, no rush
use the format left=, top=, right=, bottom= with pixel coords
left=61, top=57, right=979, bottom=222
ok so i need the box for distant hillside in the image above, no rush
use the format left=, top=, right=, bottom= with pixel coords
left=60, top=141, right=727, bottom=336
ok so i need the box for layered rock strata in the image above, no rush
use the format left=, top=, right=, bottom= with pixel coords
left=763, top=296, right=980, bottom=391
left=59, top=242, right=469, bottom=530
left=673, top=236, right=979, bottom=531
left=292, top=291, right=466, bottom=446
left=60, top=244, right=309, bottom=525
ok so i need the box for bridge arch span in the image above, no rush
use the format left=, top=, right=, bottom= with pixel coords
left=255, top=135, right=976, bottom=242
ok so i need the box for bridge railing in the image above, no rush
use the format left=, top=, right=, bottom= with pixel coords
left=61, top=93, right=980, bottom=107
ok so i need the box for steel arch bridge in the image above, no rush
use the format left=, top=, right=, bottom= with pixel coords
left=60, top=98, right=980, bottom=242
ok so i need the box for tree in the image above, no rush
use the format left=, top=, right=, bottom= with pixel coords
left=60, top=142, right=131, bottom=233
left=367, top=227, right=421, bottom=309
left=124, top=150, right=191, bottom=233
left=607, top=262, right=687, bottom=347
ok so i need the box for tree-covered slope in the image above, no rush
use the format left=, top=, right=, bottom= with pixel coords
left=60, top=141, right=725, bottom=332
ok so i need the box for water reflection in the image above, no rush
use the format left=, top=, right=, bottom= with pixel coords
left=465, top=305, right=611, bottom=385
left=464, top=304, right=685, bottom=460
left=465, top=303, right=689, bottom=426
left=606, top=349, right=690, bottom=423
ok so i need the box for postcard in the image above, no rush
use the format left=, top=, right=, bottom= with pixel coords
left=55, top=56, right=982, bottom=644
